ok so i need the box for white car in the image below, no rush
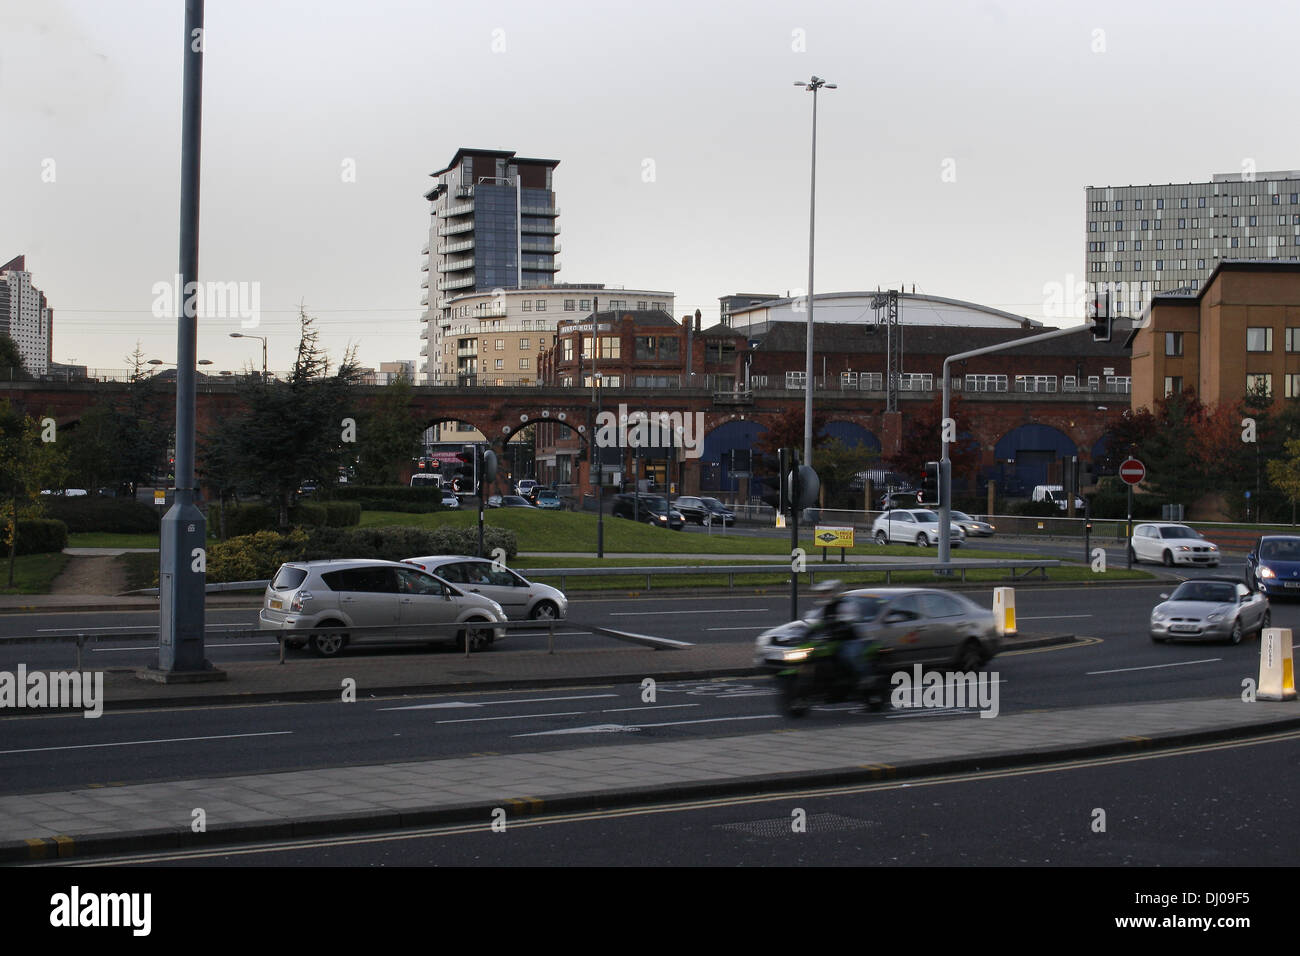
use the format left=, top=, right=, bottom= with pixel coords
left=871, top=509, right=964, bottom=548
left=402, top=555, right=568, bottom=621
left=440, top=491, right=460, bottom=509
left=1129, top=523, right=1220, bottom=567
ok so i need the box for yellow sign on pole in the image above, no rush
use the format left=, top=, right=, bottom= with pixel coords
left=813, top=525, right=854, bottom=548
left=154, top=490, right=166, bottom=506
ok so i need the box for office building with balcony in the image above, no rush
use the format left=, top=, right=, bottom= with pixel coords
left=1085, top=170, right=1300, bottom=318
left=0, top=255, right=52, bottom=377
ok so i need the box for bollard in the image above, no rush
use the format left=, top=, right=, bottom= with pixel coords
left=1259, top=627, right=1296, bottom=701
left=993, top=586, right=1017, bottom=636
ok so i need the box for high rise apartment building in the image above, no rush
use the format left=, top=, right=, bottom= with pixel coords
left=420, top=148, right=561, bottom=384
left=0, top=255, right=52, bottom=376
left=1085, top=171, right=1300, bottom=317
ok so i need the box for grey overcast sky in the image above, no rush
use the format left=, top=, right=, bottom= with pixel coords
left=3, top=0, right=1296, bottom=373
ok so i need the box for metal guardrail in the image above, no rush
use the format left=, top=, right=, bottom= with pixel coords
left=129, top=558, right=1062, bottom=599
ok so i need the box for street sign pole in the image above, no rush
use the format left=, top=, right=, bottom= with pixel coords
left=1126, top=483, right=1133, bottom=569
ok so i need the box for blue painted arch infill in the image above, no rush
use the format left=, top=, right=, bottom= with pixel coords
left=701, top=419, right=768, bottom=493
left=993, top=423, right=1079, bottom=495
left=822, top=420, right=880, bottom=452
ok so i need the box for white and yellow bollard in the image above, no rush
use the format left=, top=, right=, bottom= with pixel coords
left=993, top=586, right=1017, bottom=636
left=1258, top=628, right=1296, bottom=701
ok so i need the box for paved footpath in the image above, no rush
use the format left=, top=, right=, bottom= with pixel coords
left=2, top=633, right=1297, bottom=862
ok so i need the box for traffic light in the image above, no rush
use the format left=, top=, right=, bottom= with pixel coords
left=1088, top=287, right=1112, bottom=343
left=454, top=446, right=476, bottom=493
left=760, top=448, right=794, bottom=513
left=918, top=461, right=940, bottom=506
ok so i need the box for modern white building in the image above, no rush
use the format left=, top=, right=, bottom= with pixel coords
left=0, top=255, right=51, bottom=376
left=725, top=290, right=1041, bottom=337
left=1085, top=171, right=1300, bottom=317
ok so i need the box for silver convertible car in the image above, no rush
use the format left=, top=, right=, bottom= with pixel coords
left=1149, top=578, right=1270, bottom=645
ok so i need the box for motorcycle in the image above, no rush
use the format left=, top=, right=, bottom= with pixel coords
left=774, top=627, right=889, bottom=717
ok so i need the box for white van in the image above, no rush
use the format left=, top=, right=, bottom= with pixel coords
left=1031, top=484, right=1083, bottom=511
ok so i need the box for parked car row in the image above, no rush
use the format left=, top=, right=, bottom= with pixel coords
left=259, top=556, right=567, bottom=657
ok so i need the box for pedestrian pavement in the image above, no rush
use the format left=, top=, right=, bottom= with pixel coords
left=3, top=629, right=1298, bottom=862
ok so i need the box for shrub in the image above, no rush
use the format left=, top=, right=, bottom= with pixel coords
left=12, top=518, right=69, bottom=555
left=206, top=529, right=310, bottom=583
left=42, top=497, right=161, bottom=533
left=329, top=485, right=444, bottom=506
left=289, top=502, right=327, bottom=526
left=324, top=501, right=361, bottom=527
left=209, top=502, right=277, bottom=537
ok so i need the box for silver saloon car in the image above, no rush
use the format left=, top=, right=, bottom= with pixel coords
left=403, top=555, right=568, bottom=622
left=756, top=587, right=1000, bottom=672
left=1149, top=578, right=1269, bottom=645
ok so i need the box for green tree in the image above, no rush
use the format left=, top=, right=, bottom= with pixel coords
left=888, top=394, right=980, bottom=486
left=813, top=437, right=879, bottom=507
left=200, top=311, right=360, bottom=528
left=0, top=401, right=66, bottom=586
left=0, top=333, right=28, bottom=380
left=64, top=402, right=120, bottom=493
left=354, top=379, right=422, bottom=485
left=1266, top=437, right=1300, bottom=525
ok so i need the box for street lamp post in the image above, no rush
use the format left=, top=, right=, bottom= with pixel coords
left=594, top=370, right=604, bottom=559
left=229, top=331, right=268, bottom=379
left=794, top=75, right=836, bottom=468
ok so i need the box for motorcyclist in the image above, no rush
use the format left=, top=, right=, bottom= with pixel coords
left=818, top=593, right=880, bottom=692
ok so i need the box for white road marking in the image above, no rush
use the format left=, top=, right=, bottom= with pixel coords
left=1087, top=658, right=1222, bottom=676
left=0, top=731, right=291, bottom=756
left=436, top=711, right=586, bottom=724
left=886, top=708, right=982, bottom=719
left=91, top=642, right=276, bottom=652
left=379, top=693, right=617, bottom=712
left=609, top=609, right=770, bottom=617
left=1019, top=614, right=1094, bottom=620
left=513, top=714, right=779, bottom=736
left=599, top=703, right=699, bottom=714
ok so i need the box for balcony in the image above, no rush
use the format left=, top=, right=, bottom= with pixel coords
left=420, top=292, right=429, bottom=306
left=437, top=276, right=476, bottom=292
left=420, top=243, right=429, bottom=256
left=473, top=303, right=509, bottom=318
left=523, top=258, right=560, bottom=272
left=521, top=241, right=559, bottom=254
left=520, top=221, right=561, bottom=236
left=443, top=202, right=475, bottom=217
left=520, top=205, right=560, bottom=217
left=455, top=184, right=474, bottom=199
left=438, top=238, right=475, bottom=255
left=456, top=347, right=478, bottom=358
left=420, top=277, right=429, bottom=289
left=438, top=221, right=474, bottom=237
left=438, top=257, right=475, bottom=273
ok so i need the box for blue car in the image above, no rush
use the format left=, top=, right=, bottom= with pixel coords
left=1246, top=535, right=1300, bottom=597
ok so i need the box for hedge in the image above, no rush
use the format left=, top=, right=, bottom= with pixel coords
left=12, top=518, right=69, bottom=555
left=204, top=524, right=518, bottom=583
left=208, top=500, right=362, bottom=536
left=42, top=497, right=161, bottom=534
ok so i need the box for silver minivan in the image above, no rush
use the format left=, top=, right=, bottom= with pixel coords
left=258, top=559, right=507, bottom=656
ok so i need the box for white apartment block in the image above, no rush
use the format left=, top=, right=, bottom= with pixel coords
left=1085, top=171, right=1300, bottom=316
left=0, top=255, right=51, bottom=376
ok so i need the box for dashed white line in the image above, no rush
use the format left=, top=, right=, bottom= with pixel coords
left=380, top=693, right=617, bottom=712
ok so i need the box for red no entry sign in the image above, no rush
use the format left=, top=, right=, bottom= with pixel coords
left=1119, top=458, right=1145, bottom=485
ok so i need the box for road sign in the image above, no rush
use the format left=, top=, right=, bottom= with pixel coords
left=1119, top=458, right=1145, bottom=485
left=814, top=525, right=854, bottom=548
left=154, top=490, right=166, bottom=506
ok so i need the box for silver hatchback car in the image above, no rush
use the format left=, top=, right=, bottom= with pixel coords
left=258, top=559, right=507, bottom=656
left=402, top=555, right=568, bottom=621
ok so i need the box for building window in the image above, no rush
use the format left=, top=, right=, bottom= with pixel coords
left=785, top=371, right=807, bottom=389
left=1135, top=199, right=1143, bottom=210
left=1165, top=332, right=1183, bottom=356
left=562, top=339, right=574, bottom=361
left=1249, top=237, right=1258, bottom=247
left=1155, top=260, right=1164, bottom=271
left=1292, top=194, right=1299, bottom=204
left=1247, top=328, right=1274, bottom=352
left=1249, top=215, right=1257, bottom=226
left=580, top=299, right=591, bottom=311
left=1180, top=259, right=1188, bottom=270
left=1250, top=195, right=1258, bottom=206
left=1089, top=222, right=1097, bottom=232
left=1273, top=194, right=1281, bottom=205
left=536, top=300, right=546, bottom=311
left=1115, top=201, right=1123, bottom=211
left=1176, top=239, right=1184, bottom=250
left=494, top=339, right=504, bottom=351
left=1154, top=219, right=1162, bottom=230
left=964, top=374, right=1008, bottom=392
left=1156, top=199, right=1165, bottom=209
left=1014, top=374, right=1058, bottom=393
left=1231, top=237, right=1240, bottom=248
left=1180, top=197, right=1188, bottom=208
left=519, top=338, right=530, bottom=350
left=1191, top=238, right=1199, bottom=248
left=1141, top=219, right=1149, bottom=230
left=1114, top=220, right=1122, bottom=230
left=1135, top=240, right=1143, bottom=251
left=1197, top=259, right=1206, bottom=269
left=1286, top=329, right=1300, bottom=353
left=519, top=359, right=529, bottom=370
left=1287, top=374, right=1300, bottom=398
left=564, top=299, right=575, bottom=311
left=1135, top=261, right=1142, bottom=271
left=1116, top=240, right=1125, bottom=251
left=1156, top=239, right=1164, bottom=250
left=522, top=299, right=532, bottom=311
left=1198, top=196, right=1207, bottom=207
left=1247, top=373, right=1273, bottom=397
left=1164, top=376, right=1183, bottom=396
left=1192, top=218, right=1199, bottom=228
left=1231, top=216, right=1240, bottom=227
left=599, top=336, right=621, bottom=359
left=636, top=301, right=648, bottom=311
left=1232, top=196, right=1240, bottom=206
left=494, top=358, right=504, bottom=369
left=609, top=300, right=626, bottom=310
left=1178, top=218, right=1186, bottom=229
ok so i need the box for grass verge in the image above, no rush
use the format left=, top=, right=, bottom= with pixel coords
left=0, top=553, right=72, bottom=594
left=68, top=532, right=160, bottom=549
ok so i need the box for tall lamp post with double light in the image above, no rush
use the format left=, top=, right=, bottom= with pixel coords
left=229, top=331, right=268, bottom=379
left=794, top=74, right=835, bottom=468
